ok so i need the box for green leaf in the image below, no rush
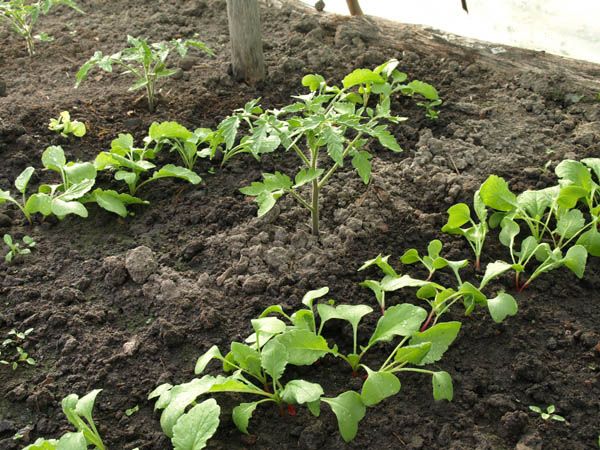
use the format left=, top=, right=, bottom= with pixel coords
left=251, top=317, right=287, bottom=337
left=409, top=321, right=461, bottom=365
left=261, top=339, right=288, bottom=383
left=556, top=209, right=585, bottom=239
left=272, top=329, right=329, bottom=365
left=294, top=168, right=324, bottom=188
left=443, top=203, right=470, bottom=230
left=517, top=188, right=556, bottom=219
left=368, top=304, right=427, bottom=346
left=56, top=432, right=87, bottom=450
left=149, top=121, right=193, bottom=141
left=323, top=125, right=344, bottom=166
left=480, top=260, right=514, bottom=289
left=25, top=193, right=52, bottom=216
left=405, top=80, right=439, bottom=100
left=92, top=189, right=147, bottom=217
left=42, top=146, right=66, bottom=172
left=152, top=165, right=202, bottom=184
left=342, top=68, right=384, bottom=89
left=380, top=274, right=433, bottom=292
left=194, top=345, right=222, bottom=374
left=317, top=304, right=372, bottom=334
left=301, top=287, right=329, bottom=308
left=431, top=371, right=453, bottom=401
left=230, top=342, right=262, bottom=375
left=576, top=226, right=600, bottom=257
left=358, top=254, right=397, bottom=276
left=393, top=342, right=432, bottom=365
left=555, top=160, right=592, bottom=190
left=240, top=172, right=292, bottom=196
left=171, top=399, right=220, bottom=450
left=582, top=157, right=600, bottom=181
left=74, top=389, right=101, bottom=421
left=302, top=74, right=325, bottom=91
left=160, top=376, right=219, bottom=437
left=360, top=367, right=401, bottom=406
left=280, top=380, right=324, bottom=405
left=232, top=402, right=259, bottom=435
left=61, top=179, right=95, bottom=201
left=563, top=245, right=587, bottom=278
left=499, top=218, right=519, bottom=247
left=479, top=175, right=517, bottom=211
left=219, top=115, right=240, bottom=150
left=72, top=121, right=86, bottom=138
left=322, top=391, right=366, bottom=442
left=400, top=248, right=419, bottom=264
left=15, top=167, right=35, bottom=194
left=371, top=126, right=401, bottom=152
left=558, top=185, right=589, bottom=209
left=487, top=292, right=518, bottom=323
left=63, top=162, right=96, bottom=185
left=351, top=151, right=372, bottom=184
left=51, top=199, right=88, bottom=218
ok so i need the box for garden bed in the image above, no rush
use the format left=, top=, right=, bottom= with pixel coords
left=1, top=0, right=599, bottom=449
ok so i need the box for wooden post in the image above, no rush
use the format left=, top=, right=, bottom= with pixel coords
left=346, top=0, right=363, bottom=16
left=226, top=0, right=265, bottom=84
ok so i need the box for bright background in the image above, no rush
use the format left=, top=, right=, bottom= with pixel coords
left=300, top=0, right=600, bottom=64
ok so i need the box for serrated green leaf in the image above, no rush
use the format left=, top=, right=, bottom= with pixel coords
left=351, top=150, right=372, bottom=184
left=556, top=209, right=585, bottom=239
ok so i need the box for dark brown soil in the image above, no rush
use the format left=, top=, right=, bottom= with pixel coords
left=1, top=1, right=599, bottom=449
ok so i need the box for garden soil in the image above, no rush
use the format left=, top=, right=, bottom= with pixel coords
left=1, top=0, right=599, bottom=449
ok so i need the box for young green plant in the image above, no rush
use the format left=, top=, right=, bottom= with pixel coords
left=220, top=59, right=441, bottom=236
left=3, top=234, right=35, bottom=263
left=0, top=328, right=36, bottom=370
left=48, top=111, right=86, bottom=138
left=0, top=0, right=82, bottom=56
left=94, top=129, right=201, bottom=196
left=529, top=404, right=566, bottom=422
left=23, top=389, right=105, bottom=450
left=76, top=35, right=213, bottom=112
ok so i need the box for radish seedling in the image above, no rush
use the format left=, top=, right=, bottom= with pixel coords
left=359, top=245, right=518, bottom=328
left=146, top=121, right=217, bottom=171
left=477, top=162, right=595, bottom=291
left=0, top=0, right=82, bottom=56
left=3, top=234, right=35, bottom=263
left=76, top=36, right=213, bottom=112
left=48, top=111, right=86, bottom=138
left=0, top=328, right=35, bottom=370
left=150, top=313, right=329, bottom=446
left=441, top=189, right=488, bottom=271
left=23, top=390, right=105, bottom=450
left=220, top=60, right=441, bottom=236
left=529, top=404, right=565, bottom=422
left=95, top=130, right=201, bottom=196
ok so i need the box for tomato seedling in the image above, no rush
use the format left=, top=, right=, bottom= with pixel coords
left=0, top=0, right=82, bottom=56
left=48, top=111, right=86, bottom=138
left=76, top=36, right=214, bottom=112
left=220, top=59, right=441, bottom=236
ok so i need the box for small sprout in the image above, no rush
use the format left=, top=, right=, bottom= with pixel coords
left=0, top=0, right=83, bottom=56
left=529, top=404, right=566, bottom=422
left=125, top=405, right=139, bottom=417
left=76, top=36, right=214, bottom=112
left=48, top=111, right=86, bottom=138
left=0, top=328, right=36, bottom=370
left=3, top=234, right=35, bottom=263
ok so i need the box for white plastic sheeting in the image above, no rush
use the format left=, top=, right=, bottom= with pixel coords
left=300, top=0, right=600, bottom=64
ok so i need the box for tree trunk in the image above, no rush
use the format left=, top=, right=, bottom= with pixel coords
left=346, top=0, right=363, bottom=16
left=226, top=0, right=266, bottom=84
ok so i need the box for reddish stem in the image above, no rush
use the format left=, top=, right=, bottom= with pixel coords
left=287, top=404, right=297, bottom=416
left=421, top=310, right=435, bottom=332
